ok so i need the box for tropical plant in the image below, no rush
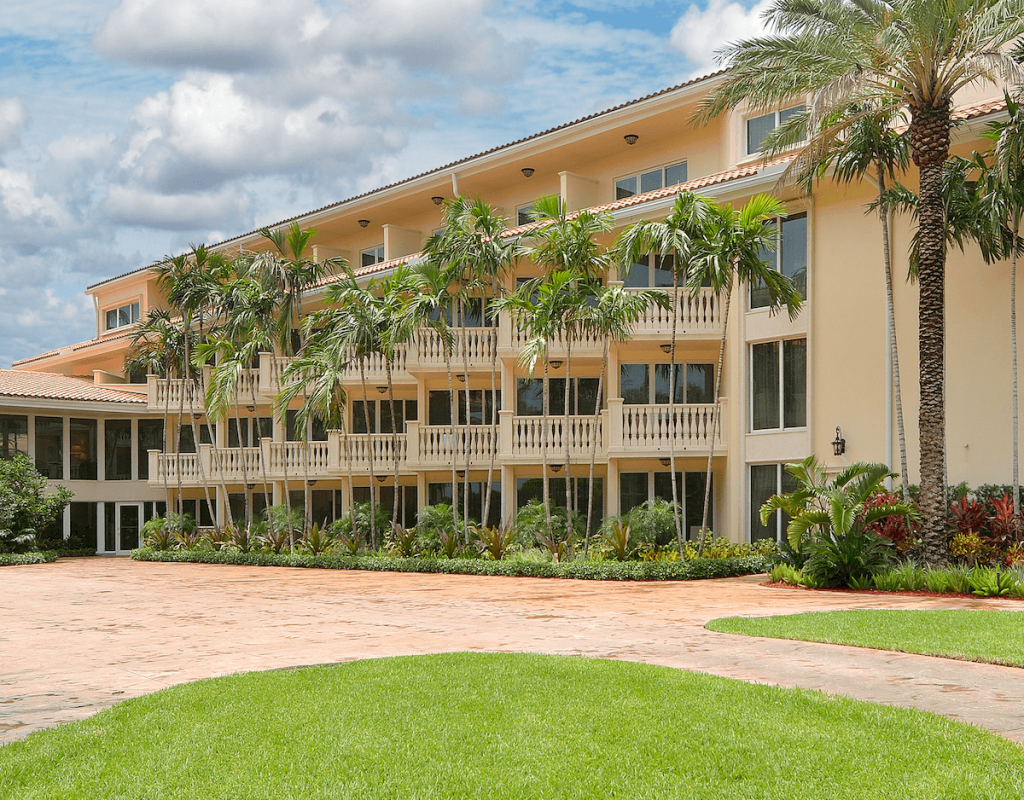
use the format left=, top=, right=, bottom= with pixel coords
left=687, top=194, right=803, bottom=553
left=760, top=454, right=917, bottom=587
left=389, top=522, right=420, bottom=558
left=968, top=566, right=1017, bottom=597
left=169, top=513, right=201, bottom=550
left=698, top=0, right=1024, bottom=563
left=141, top=517, right=174, bottom=551
left=622, top=499, right=678, bottom=548
left=299, top=522, right=336, bottom=556
left=598, top=520, right=636, bottom=562
left=615, top=191, right=713, bottom=547
left=0, top=527, right=37, bottom=554
left=0, top=454, right=73, bottom=544
left=472, top=524, right=517, bottom=560
left=259, top=523, right=291, bottom=555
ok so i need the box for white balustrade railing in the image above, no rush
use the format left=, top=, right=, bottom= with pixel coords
left=154, top=452, right=201, bottom=483
left=417, top=425, right=497, bottom=465
left=628, top=287, right=723, bottom=336
left=339, top=434, right=407, bottom=470
left=618, top=402, right=725, bottom=451
left=266, top=440, right=332, bottom=475
left=508, top=324, right=601, bottom=353
left=148, top=369, right=261, bottom=411
left=412, top=328, right=496, bottom=369
left=510, top=416, right=603, bottom=458
left=211, top=446, right=263, bottom=481
left=342, top=345, right=409, bottom=380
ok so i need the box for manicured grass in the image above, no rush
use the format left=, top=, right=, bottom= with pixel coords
left=2, top=653, right=1022, bottom=799
left=707, top=609, right=1024, bottom=667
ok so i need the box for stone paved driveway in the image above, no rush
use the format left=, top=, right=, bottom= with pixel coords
left=2, top=558, right=1023, bottom=744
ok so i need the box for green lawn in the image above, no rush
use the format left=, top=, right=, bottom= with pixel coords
left=707, top=609, right=1024, bottom=667
left=1, top=653, right=1022, bottom=799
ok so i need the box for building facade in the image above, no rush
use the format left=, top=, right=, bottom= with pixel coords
left=3, top=73, right=1015, bottom=553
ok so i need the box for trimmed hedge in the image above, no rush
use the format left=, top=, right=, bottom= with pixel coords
left=131, top=547, right=769, bottom=581
left=0, top=551, right=60, bottom=566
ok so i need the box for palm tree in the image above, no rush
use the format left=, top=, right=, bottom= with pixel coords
left=774, top=101, right=912, bottom=494
left=979, top=95, right=1024, bottom=515
left=578, top=284, right=666, bottom=552
left=697, top=0, right=1024, bottom=561
left=615, top=192, right=713, bottom=548
left=687, top=194, right=803, bottom=553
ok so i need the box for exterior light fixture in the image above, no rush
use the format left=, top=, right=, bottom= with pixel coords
left=309, top=480, right=317, bottom=487
left=456, top=469, right=466, bottom=478
left=549, top=360, right=563, bottom=369
left=375, top=475, right=387, bottom=483
left=246, top=483, right=255, bottom=490
left=659, top=458, right=671, bottom=467
left=550, top=464, right=563, bottom=473
left=376, top=386, right=388, bottom=394
left=358, top=219, right=370, bottom=228
left=246, top=405, right=256, bottom=412
left=457, top=374, right=467, bottom=382
left=659, top=344, right=673, bottom=354
left=832, top=426, right=846, bottom=456
left=431, top=196, right=444, bottom=205
left=521, top=167, right=535, bottom=178
left=624, top=134, right=639, bottom=145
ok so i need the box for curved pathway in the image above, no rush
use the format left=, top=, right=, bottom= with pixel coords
left=1, top=558, right=1022, bottom=745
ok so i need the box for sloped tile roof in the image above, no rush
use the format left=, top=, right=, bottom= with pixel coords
left=0, top=369, right=147, bottom=404
left=12, top=329, right=137, bottom=367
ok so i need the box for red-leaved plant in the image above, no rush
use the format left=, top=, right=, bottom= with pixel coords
left=986, top=494, right=1021, bottom=547
left=948, top=496, right=989, bottom=537
left=864, top=492, right=918, bottom=554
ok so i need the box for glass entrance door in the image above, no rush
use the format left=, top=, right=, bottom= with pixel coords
left=116, top=503, right=141, bottom=554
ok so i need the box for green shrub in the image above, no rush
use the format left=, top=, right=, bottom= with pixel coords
left=597, top=520, right=637, bottom=562
left=299, top=522, right=336, bottom=556
left=414, top=504, right=463, bottom=554
left=622, top=500, right=677, bottom=548
left=890, top=561, right=925, bottom=592
left=923, top=567, right=958, bottom=594
left=872, top=570, right=903, bottom=592
left=0, top=551, right=59, bottom=566
left=967, top=566, right=1017, bottom=597
left=389, top=522, right=420, bottom=558
left=472, top=524, right=516, bottom=561
left=768, top=563, right=803, bottom=585
left=131, top=547, right=771, bottom=581
left=804, top=529, right=893, bottom=589
left=0, top=455, right=73, bottom=552
left=142, top=517, right=174, bottom=551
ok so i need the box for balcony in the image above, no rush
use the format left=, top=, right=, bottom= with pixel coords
left=147, top=366, right=262, bottom=414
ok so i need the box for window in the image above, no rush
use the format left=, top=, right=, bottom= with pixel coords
left=746, top=105, right=804, bottom=155
left=750, top=464, right=798, bottom=541
left=104, top=302, right=140, bottom=331
left=136, top=420, right=162, bottom=481
left=620, top=364, right=714, bottom=405
left=428, top=391, right=498, bottom=425
left=70, top=419, right=97, bottom=480
left=428, top=481, right=501, bottom=527
left=428, top=297, right=495, bottom=327
left=229, top=417, right=273, bottom=447
left=516, top=379, right=599, bottom=416
left=516, top=477, right=602, bottom=531
left=70, top=502, right=98, bottom=550
left=517, top=198, right=562, bottom=226
left=104, top=419, right=132, bottom=480
left=615, top=162, right=688, bottom=200
left=35, top=417, right=62, bottom=479
left=353, top=399, right=418, bottom=433
left=751, top=339, right=806, bottom=430
left=179, top=498, right=216, bottom=527
left=0, top=414, right=28, bottom=460
left=178, top=423, right=214, bottom=453
left=751, top=212, right=807, bottom=309
left=361, top=245, right=385, bottom=267
left=619, top=471, right=712, bottom=540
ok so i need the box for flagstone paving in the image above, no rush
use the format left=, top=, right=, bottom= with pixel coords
left=2, top=558, right=1022, bottom=745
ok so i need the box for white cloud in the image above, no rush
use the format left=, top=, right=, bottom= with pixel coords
left=105, top=184, right=251, bottom=230
left=0, top=98, right=30, bottom=153
left=670, top=0, right=772, bottom=77
left=0, top=169, right=66, bottom=223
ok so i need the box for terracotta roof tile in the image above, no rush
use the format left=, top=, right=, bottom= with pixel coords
left=12, top=329, right=136, bottom=367
left=0, top=369, right=147, bottom=404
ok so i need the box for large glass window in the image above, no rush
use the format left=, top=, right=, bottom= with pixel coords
left=751, top=213, right=807, bottom=309
left=615, top=162, right=688, bottom=200
left=178, top=423, right=214, bottom=453
left=622, top=364, right=714, bottom=404
left=750, top=464, right=799, bottom=541
left=746, top=105, right=804, bottom=155
left=35, top=416, right=63, bottom=479
left=70, top=502, right=97, bottom=551
left=104, top=302, right=140, bottom=331
left=428, top=392, right=453, bottom=426
left=622, top=472, right=712, bottom=538
left=428, top=481, right=501, bottom=527
left=137, top=419, right=163, bottom=481
left=516, top=379, right=599, bottom=416
left=70, top=419, right=97, bottom=480
left=355, top=399, right=417, bottom=433
left=104, top=419, right=132, bottom=480
left=361, top=245, right=385, bottom=267
left=752, top=339, right=806, bottom=431
left=0, top=414, right=28, bottom=460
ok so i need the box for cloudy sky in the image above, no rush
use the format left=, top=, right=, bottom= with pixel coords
left=0, top=0, right=770, bottom=368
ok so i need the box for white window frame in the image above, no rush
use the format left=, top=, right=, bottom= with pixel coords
left=748, top=337, right=807, bottom=433
left=360, top=245, right=385, bottom=267
left=749, top=211, right=808, bottom=311
left=614, top=161, right=688, bottom=200
left=104, top=301, right=140, bottom=332
left=749, top=463, right=797, bottom=542
left=746, top=105, right=805, bottom=156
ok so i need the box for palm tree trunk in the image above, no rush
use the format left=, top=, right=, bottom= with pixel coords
left=460, top=300, right=472, bottom=535
left=563, top=338, right=573, bottom=548
left=482, top=319, right=498, bottom=528
left=1012, top=219, right=1020, bottom=515
left=877, top=168, right=909, bottom=495
left=541, top=359, right=553, bottom=539
left=386, top=358, right=401, bottom=526
left=910, top=105, right=951, bottom=566
left=359, top=359, right=377, bottom=550
left=699, top=287, right=731, bottom=556
left=585, top=337, right=609, bottom=556
left=444, top=345, right=460, bottom=538
left=249, top=381, right=274, bottom=540
left=668, top=266, right=683, bottom=555
left=232, top=394, right=252, bottom=527
left=341, top=402, right=358, bottom=545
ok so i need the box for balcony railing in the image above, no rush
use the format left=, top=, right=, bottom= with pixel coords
left=148, top=367, right=262, bottom=413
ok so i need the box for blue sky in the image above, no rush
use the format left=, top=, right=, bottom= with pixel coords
left=0, top=0, right=770, bottom=367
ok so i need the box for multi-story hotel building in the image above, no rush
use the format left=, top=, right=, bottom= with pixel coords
left=0, top=72, right=1014, bottom=554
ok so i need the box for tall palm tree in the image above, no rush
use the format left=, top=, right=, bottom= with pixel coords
left=687, top=194, right=803, bottom=553
left=615, top=192, right=713, bottom=547
left=772, top=101, right=913, bottom=494
left=979, top=95, right=1024, bottom=514
left=697, top=0, right=1024, bottom=561
left=578, top=284, right=666, bottom=552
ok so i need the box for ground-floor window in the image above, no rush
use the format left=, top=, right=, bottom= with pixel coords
left=0, top=414, right=28, bottom=459
left=750, top=464, right=798, bottom=541
left=515, top=477, right=603, bottom=531
left=70, top=502, right=98, bottom=550
left=349, top=485, right=419, bottom=529
left=178, top=497, right=216, bottom=527
left=428, top=481, right=501, bottom=527
left=619, top=471, right=713, bottom=540
left=230, top=491, right=270, bottom=524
